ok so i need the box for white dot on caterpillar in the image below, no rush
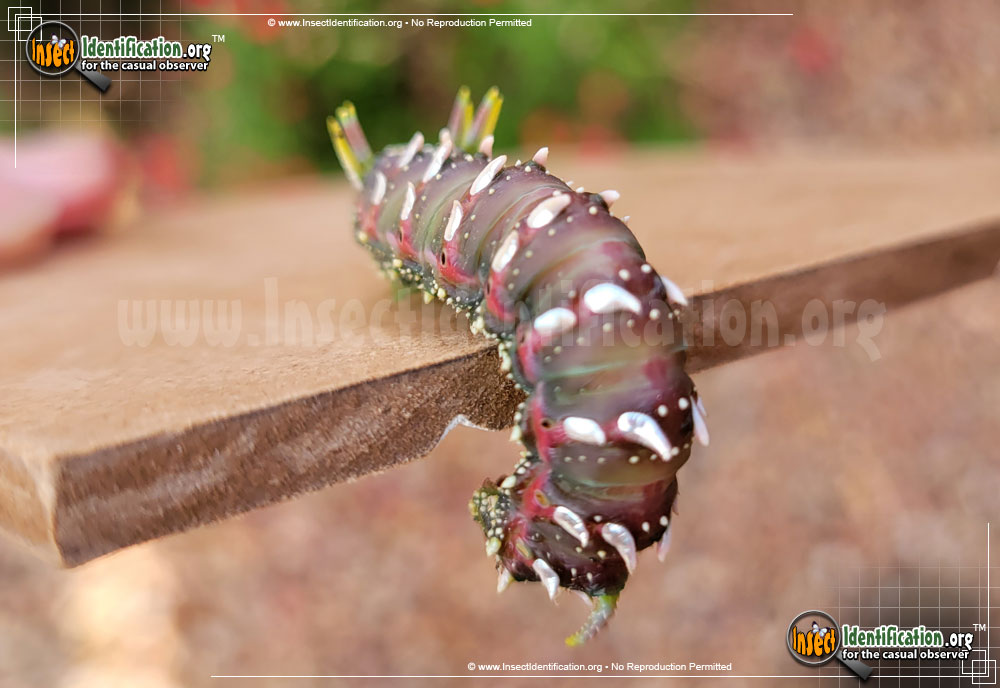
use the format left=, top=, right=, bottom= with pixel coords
left=564, top=456, right=572, bottom=462
left=597, top=456, right=606, bottom=463
left=547, top=228, right=556, bottom=236
left=489, top=188, right=496, bottom=195
left=593, top=515, right=603, bottom=522
left=566, top=216, right=574, bottom=223
left=678, top=398, right=690, bottom=410
left=660, top=515, right=669, bottom=527
left=602, top=323, right=612, bottom=332
left=670, top=447, right=680, bottom=457
left=657, top=404, right=668, bottom=417
left=650, top=308, right=661, bottom=320
left=597, top=550, right=606, bottom=559
left=628, top=455, right=639, bottom=464
left=641, top=263, right=652, bottom=274
left=642, top=522, right=650, bottom=532
left=588, top=206, right=598, bottom=215
left=619, top=269, right=630, bottom=281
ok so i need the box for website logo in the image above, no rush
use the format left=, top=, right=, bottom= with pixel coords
left=786, top=610, right=873, bottom=680
left=24, top=19, right=110, bottom=91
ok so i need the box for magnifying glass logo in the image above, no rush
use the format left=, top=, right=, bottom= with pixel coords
left=25, top=20, right=111, bottom=92
left=787, top=610, right=874, bottom=680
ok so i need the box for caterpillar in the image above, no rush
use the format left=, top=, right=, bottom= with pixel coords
left=328, top=86, right=709, bottom=646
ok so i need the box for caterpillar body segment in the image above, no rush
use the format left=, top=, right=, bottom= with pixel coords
left=329, top=87, right=706, bottom=645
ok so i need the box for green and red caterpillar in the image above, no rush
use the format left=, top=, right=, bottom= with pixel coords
left=328, top=87, right=709, bottom=645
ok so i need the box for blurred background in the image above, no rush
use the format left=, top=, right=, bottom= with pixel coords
left=2, top=1, right=1000, bottom=686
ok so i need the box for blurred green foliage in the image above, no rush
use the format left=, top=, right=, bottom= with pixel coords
left=191, top=0, right=698, bottom=183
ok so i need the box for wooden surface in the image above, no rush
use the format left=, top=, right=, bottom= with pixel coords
left=1, top=146, right=999, bottom=566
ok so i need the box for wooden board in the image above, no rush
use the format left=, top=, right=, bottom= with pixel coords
left=1, top=146, right=999, bottom=566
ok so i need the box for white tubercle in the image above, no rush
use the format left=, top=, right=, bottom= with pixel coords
left=582, top=283, right=642, bottom=315
left=563, top=416, right=607, bottom=445
left=400, top=182, right=416, bottom=221
left=491, top=230, right=519, bottom=272
left=691, top=400, right=710, bottom=447
left=526, top=194, right=572, bottom=229
left=657, top=527, right=672, bottom=562
left=532, top=559, right=560, bottom=600
left=532, top=307, right=577, bottom=337
left=598, top=189, right=620, bottom=207
left=601, top=523, right=637, bottom=574
left=485, top=537, right=501, bottom=557
left=371, top=171, right=387, bottom=206
left=397, top=131, right=424, bottom=168
left=553, top=506, right=589, bottom=547
left=661, top=275, right=689, bottom=306
left=532, top=146, right=549, bottom=166
left=470, top=155, right=507, bottom=196
left=478, top=134, right=495, bottom=157
left=617, top=411, right=672, bottom=459
left=497, top=568, right=513, bottom=593
left=443, top=200, right=463, bottom=241
left=422, top=132, right=452, bottom=183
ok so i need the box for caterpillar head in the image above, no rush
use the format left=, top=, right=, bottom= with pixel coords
left=469, top=478, right=513, bottom=556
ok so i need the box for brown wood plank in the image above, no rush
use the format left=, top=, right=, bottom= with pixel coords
left=1, top=147, right=999, bottom=565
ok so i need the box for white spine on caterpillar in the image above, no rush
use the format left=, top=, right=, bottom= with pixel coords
left=533, top=558, right=560, bottom=600
left=422, top=131, right=453, bottom=183
left=371, top=171, right=387, bottom=206
left=400, top=182, right=416, bottom=221
left=478, top=135, right=495, bottom=157
left=563, top=416, right=607, bottom=445
left=617, top=411, right=672, bottom=459
left=470, top=155, right=507, bottom=196
left=583, top=283, right=642, bottom=315
left=526, top=194, right=572, bottom=229
left=600, top=523, right=637, bottom=574
left=444, top=200, right=463, bottom=241
left=397, top=131, right=424, bottom=168
left=497, top=568, right=513, bottom=593
left=491, top=230, right=519, bottom=272
left=553, top=506, right=590, bottom=547
left=599, top=189, right=620, bottom=207
left=532, top=307, right=577, bottom=337
left=657, top=524, right=672, bottom=562
left=691, top=399, right=710, bottom=447
left=661, top=275, right=689, bottom=306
